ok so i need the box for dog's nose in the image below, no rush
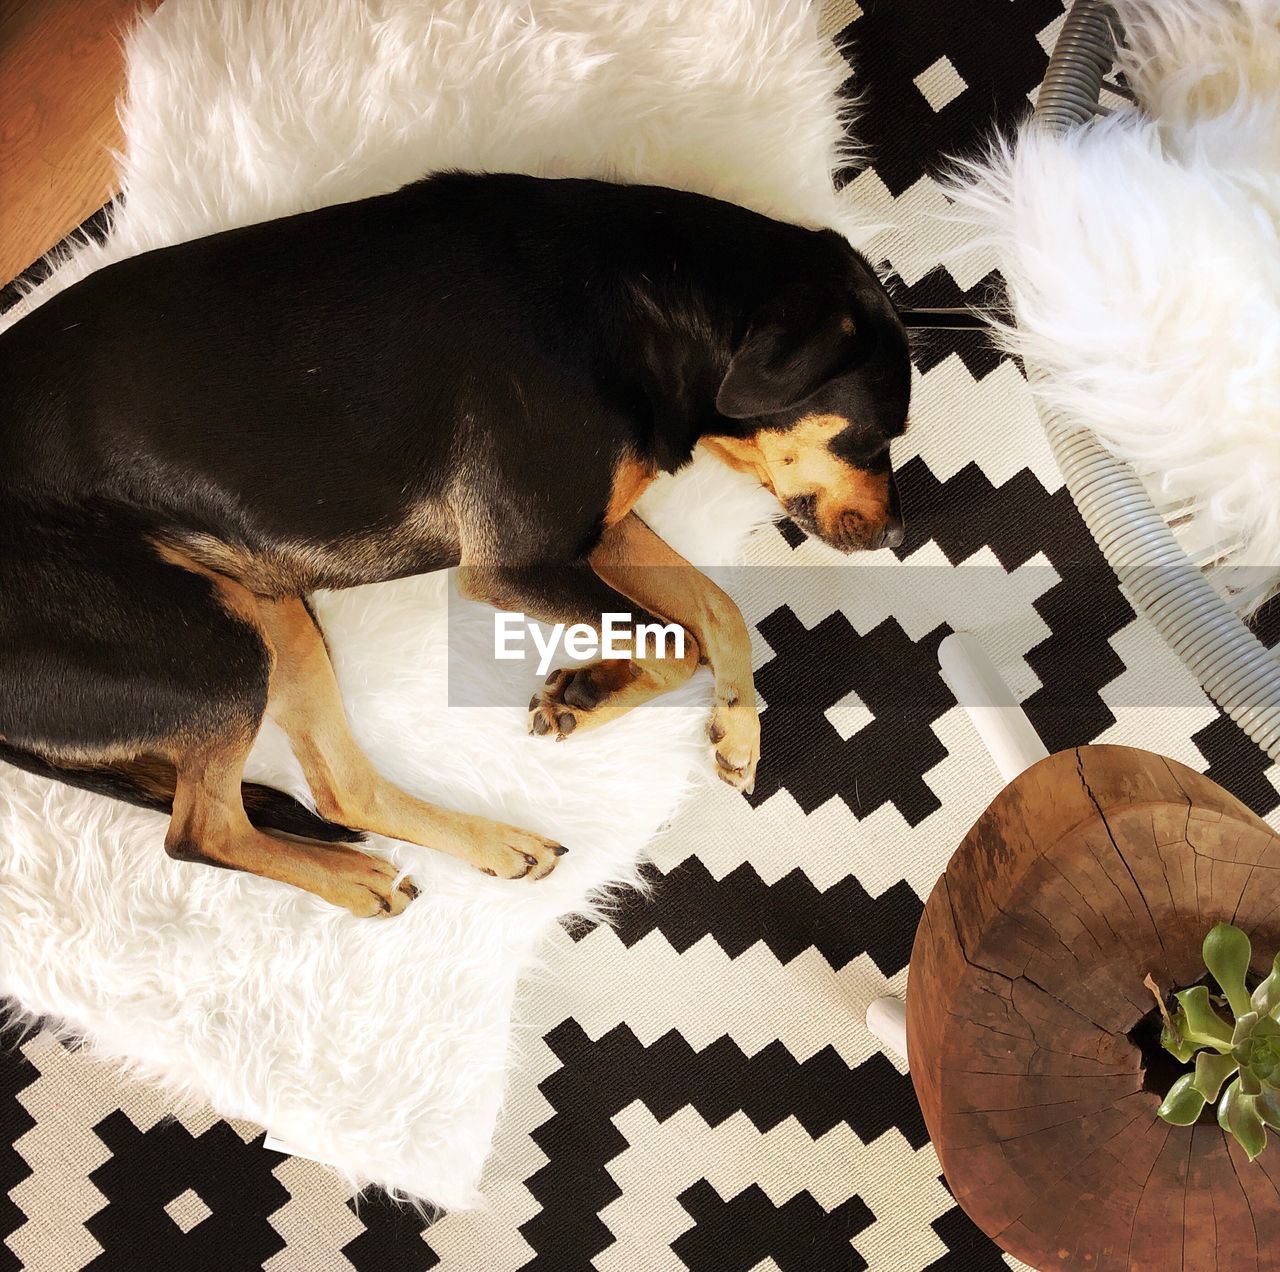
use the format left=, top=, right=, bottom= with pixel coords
left=876, top=517, right=905, bottom=551
left=879, top=472, right=904, bottom=551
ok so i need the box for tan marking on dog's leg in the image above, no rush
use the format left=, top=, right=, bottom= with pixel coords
left=589, top=514, right=759, bottom=791
left=603, top=453, right=658, bottom=527
left=165, top=733, right=419, bottom=917
left=258, top=599, right=564, bottom=881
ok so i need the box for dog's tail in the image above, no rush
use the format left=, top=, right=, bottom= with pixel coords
left=0, top=741, right=363, bottom=843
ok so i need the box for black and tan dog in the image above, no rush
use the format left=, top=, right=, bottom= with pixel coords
left=0, top=173, right=909, bottom=916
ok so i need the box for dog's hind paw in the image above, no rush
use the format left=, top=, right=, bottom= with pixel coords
left=470, top=826, right=567, bottom=881
left=327, top=852, right=420, bottom=917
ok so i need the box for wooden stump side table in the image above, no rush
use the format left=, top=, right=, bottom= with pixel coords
left=907, top=743, right=1280, bottom=1271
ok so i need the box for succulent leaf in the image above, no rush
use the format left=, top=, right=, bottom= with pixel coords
left=1159, top=1073, right=1208, bottom=1126
left=1151, top=926, right=1280, bottom=1160
left=1160, top=1021, right=1202, bottom=1063
left=1193, top=1050, right=1240, bottom=1103
left=1258, top=1088, right=1280, bottom=1131
left=1174, top=986, right=1235, bottom=1052
left=1233, top=1010, right=1261, bottom=1047
left=1251, top=953, right=1280, bottom=1017
left=1219, top=1075, right=1239, bottom=1132
left=1227, top=1088, right=1269, bottom=1161
left=1204, top=922, right=1254, bottom=1019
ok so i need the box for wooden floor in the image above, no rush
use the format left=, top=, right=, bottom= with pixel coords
left=0, top=0, right=157, bottom=286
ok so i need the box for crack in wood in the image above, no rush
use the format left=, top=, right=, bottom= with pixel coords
left=1124, top=1118, right=1173, bottom=1269
left=943, top=876, right=1124, bottom=1037
left=1077, top=749, right=1168, bottom=960
left=1223, top=1134, right=1262, bottom=1268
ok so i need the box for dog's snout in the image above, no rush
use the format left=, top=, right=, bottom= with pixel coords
left=875, top=515, right=904, bottom=551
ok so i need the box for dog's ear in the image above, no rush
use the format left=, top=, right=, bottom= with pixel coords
left=716, top=287, right=853, bottom=419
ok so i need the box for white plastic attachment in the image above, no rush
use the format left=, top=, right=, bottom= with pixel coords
left=865, top=996, right=908, bottom=1060
left=938, top=632, right=1049, bottom=784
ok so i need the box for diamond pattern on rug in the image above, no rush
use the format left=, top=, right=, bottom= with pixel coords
left=833, top=0, right=1064, bottom=196
left=163, top=1189, right=212, bottom=1236
left=913, top=56, right=967, bottom=113
left=2, top=2, right=1278, bottom=1271
left=84, top=1114, right=287, bottom=1271
left=603, top=857, right=922, bottom=978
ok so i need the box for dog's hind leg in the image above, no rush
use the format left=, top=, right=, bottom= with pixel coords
left=257, top=598, right=565, bottom=881
left=165, top=728, right=418, bottom=917
left=0, top=521, right=419, bottom=914
left=141, top=553, right=421, bottom=914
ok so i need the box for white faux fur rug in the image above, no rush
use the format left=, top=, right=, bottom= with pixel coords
left=947, top=0, right=1280, bottom=609
left=0, top=0, right=865, bottom=1205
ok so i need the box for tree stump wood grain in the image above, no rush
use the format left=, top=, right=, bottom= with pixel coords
left=908, top=744, right=1280, bottom=1271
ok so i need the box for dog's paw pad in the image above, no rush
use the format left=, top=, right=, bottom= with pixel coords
left=528, top=672, right=581, bottom=740
left=527, top=666, right=608, bottom=739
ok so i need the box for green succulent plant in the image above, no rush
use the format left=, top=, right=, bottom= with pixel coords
left=1155, top=922, right=1280, bottom=1161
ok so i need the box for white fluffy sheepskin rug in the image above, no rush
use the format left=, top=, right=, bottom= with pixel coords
left=948, top=0, right=1280, bottom=608
left=0, top=0, right=865, bottom=1206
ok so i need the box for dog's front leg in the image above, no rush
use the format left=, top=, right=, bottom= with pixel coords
left=588, top=514, right=760, bottom=792
left=458, top=559, right=702, bottom=738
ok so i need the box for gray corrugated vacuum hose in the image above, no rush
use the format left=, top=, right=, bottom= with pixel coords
left=1029, top=0, right=1280, bottom=760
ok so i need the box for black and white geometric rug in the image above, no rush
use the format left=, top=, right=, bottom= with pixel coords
left=2, top=2, right=1276, bottom=1269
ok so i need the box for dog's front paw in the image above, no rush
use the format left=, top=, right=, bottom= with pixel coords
left=528, top=661, right=638, bottom=739
left=708, top=691, right=759, bottom=794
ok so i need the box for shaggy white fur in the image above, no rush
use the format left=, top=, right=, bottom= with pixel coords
left=947, top=0, right=1280, bottom=606
left=0, top=0, right=864, bottom=1205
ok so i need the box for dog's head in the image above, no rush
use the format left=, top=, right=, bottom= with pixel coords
left=702, top=240, right=910, bottom=552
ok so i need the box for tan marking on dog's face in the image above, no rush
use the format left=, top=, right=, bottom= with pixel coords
left=702, top=413, right=896, bottom=552
left=604, top=454, right=658, bottom=527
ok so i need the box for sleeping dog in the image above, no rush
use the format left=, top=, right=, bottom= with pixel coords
left=0, top=173, right=910, bottom=915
